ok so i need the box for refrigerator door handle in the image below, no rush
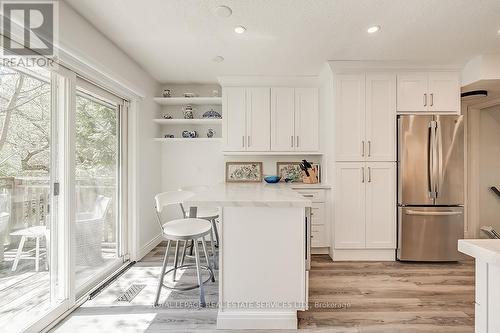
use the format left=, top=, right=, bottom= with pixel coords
left=428, top=121, right=437, bottom=198
left=405, top=210, right=463, bottom=216
left=436, top=121, right=443, bottom=198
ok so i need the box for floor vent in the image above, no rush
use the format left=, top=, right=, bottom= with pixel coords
left=116, top=284, right=146, bottom=302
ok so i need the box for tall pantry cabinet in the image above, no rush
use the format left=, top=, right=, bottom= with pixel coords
left=334, top=73, right=397, bottom=260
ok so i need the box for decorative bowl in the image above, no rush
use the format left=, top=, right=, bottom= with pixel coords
left=264, top=176, right=281, bottom=184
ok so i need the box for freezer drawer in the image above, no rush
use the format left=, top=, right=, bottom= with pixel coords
left=397, top=206, right=464, bottom=261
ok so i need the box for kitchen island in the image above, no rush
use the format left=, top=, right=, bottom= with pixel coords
left=184, top=183, right=312, bottom=330
left=458, top=239, right=500, bottom=333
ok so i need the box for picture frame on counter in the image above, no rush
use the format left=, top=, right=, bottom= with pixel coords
left=276, top=162, right=321, bottom=183
left=225, top=162, right=263, bottom=183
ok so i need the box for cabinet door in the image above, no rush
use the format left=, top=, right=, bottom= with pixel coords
left=366, top=74, right=396, bottom=161
left=428, top=72, right=460, bottom=113
left=271, top=87, right=295, bottom=151
left=365, top=162, right=396, bottom=249
left=335, top=75, right=365, bottom=161
left=334, top=163, right=366, bottom=249
left=295, top=88, right=319, bottom=151
left=246, top=88, right=271, bottom=151
left=397, top=73, right=428, bottom=112
left=223, top=87, right=247, bottom=151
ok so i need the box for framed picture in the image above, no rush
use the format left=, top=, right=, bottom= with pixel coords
left=225, top=162, right=263, bottom=183
left=276, top=162, right=321, bottom=183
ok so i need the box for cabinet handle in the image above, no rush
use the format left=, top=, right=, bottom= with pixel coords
left=291, top=135, right=294, bottom=148
left=242, top=136, right=245, bottom=148
left=368, top=167, right=372, bottom=182
left=303, top=194, right=314, bottom=198
left=362, top=141, right=365, bottom=157
left=424, top=93, right=427, bottom=107
left=361, top=167, right=365, bottom=183
left=368, top=141, right=371, bottom=157
left=296, top=136, right=299, bottom=147
left=248, top=136, right=251, bottom=147
left=430, top=93, right=434, bottom=106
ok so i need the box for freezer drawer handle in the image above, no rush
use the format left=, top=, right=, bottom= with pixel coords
left=405, top=210, right=462, bottom=216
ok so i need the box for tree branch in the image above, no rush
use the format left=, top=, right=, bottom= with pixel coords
left=0, top=74, right=24, bottom=151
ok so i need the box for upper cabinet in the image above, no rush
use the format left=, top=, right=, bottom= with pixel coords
left=271, top=88, right=319, bottom=152
left=397, top=72, right=460, bottom=113
left=223, top=87, right=270, bottom=152
left=224, top=86, right=319, bottom=152
left=335, top=73, right=396, bottom=162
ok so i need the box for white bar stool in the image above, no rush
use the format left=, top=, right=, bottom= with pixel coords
left=153, top=191, right=216, bottom=307
left=10, top=225, right=48, bottom=272
left=179, top=185, right=220, bottom=248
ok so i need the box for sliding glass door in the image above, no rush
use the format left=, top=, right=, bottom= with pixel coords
left=0, top=64, right=129, bottom=330
left=0, top=65, right=69, bottom=331
left=74, top=80, right=126, bottom=295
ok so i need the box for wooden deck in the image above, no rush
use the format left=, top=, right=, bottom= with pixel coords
left=53, top=242, right=475, bottom=333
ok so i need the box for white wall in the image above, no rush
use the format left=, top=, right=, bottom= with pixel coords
left=479, top=106, right=500, bottom=234
left=59, top=2, right=162, bottom=259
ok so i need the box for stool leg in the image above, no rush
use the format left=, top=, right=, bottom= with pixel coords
left=201, top=237, right=215, bottom=282
left=179, top=240, right=187, bottom=267
left=211, top=219, right=220, bottom=248
left=12, top=236, right=26, bottom=272
left=193, top=238, right=206, bottom=307
left=172, top=240, right=180, bottom=282
left=154, top=240, right=171, bottom=306
left=189, top=239, right=194, bottom=256
left=209, top=230, right=218, bottom=270
left=35, top=236, right=40, bottom=272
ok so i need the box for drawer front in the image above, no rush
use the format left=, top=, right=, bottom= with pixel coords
left=312, top=224, right=328, bottom=247
left=295, top=189, right=325, bottom=202
left=311, top=203, right=326, bottom=225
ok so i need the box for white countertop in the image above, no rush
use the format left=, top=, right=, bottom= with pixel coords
left=183, top=182, right=314, bottom=208
left=458, top=239, right=500, bottom=265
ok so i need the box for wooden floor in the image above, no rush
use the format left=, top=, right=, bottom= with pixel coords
left=300, top=255, right=475, bottom=333
left=53, top=243, right=475, bottom=333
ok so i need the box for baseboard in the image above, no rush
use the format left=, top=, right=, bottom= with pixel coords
left=135, top=233, right=162, bottom=261
left=332, top=249, right=396, bottom=261
left=312, top=247, right=330, bottom=255
left=217, top=311, right=297, bottom=330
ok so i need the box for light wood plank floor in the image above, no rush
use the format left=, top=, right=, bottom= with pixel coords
left=53, top=243, right=475, bottom=333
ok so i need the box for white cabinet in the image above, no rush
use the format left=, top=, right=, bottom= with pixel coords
left=397, top=72, right=460, bottom=113
left=334, top=163, right=366, bottom=249
left=335, top=162, right=396, bottom=250
left=271, top=88, right=319, bottom=152
left=335, top=75, right=365, bottom=161
left=294, top=88, right=319, bottom=151
left=365, top=162, right=396, bottom=248
left=335, top=74, right=396, bottom=162
left=225, top=86, right=318, bottom=152
left=271, top=88, right=295, bottom=151
left=365, top=74, right=397, bottom=161
left=294, top=188, right=329, bottom=248
left=223, top=87, right=270, bottom=151
left=246, top=88, right=271, bottom=151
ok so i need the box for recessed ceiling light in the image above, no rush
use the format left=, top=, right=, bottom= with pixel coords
left=215, top=5, right=232, bottom=18
left=234, top=26, right=246, bottom=34
left=212, top=56, right=224, bottom=63
left=498, top=28, right=500, bottom=34
left=367, top=25, right=381, bottom=34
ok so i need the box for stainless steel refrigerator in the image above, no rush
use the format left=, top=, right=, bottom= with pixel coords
left=397, top=115, right=464, bottom=261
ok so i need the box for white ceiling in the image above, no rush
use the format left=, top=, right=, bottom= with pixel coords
left=65, top=0, right=500, bottom=84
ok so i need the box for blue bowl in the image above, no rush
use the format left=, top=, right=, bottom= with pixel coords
left=264, top=176, right=281, bottom=184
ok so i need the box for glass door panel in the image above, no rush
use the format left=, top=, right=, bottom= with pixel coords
left=74, top=86, right=123, bottom=293
left=0, top=65, right=66, bottom=330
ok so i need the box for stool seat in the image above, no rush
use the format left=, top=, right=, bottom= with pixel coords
left=163, top=218, right=212, bottom=238
left=10, top=225, right=46, bottom=237
left=185, top=207, right=219, bottom=220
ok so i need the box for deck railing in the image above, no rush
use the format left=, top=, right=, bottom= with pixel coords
left=0, top=177, right=117, bottom=247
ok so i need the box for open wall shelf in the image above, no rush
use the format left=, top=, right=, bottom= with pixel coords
left=153, top=118, right=222, bottom=125
left=153, top=97, right=222, bottom=105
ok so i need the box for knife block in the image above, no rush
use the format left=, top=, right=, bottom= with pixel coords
left=302, top=168, right=319, bottom=184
